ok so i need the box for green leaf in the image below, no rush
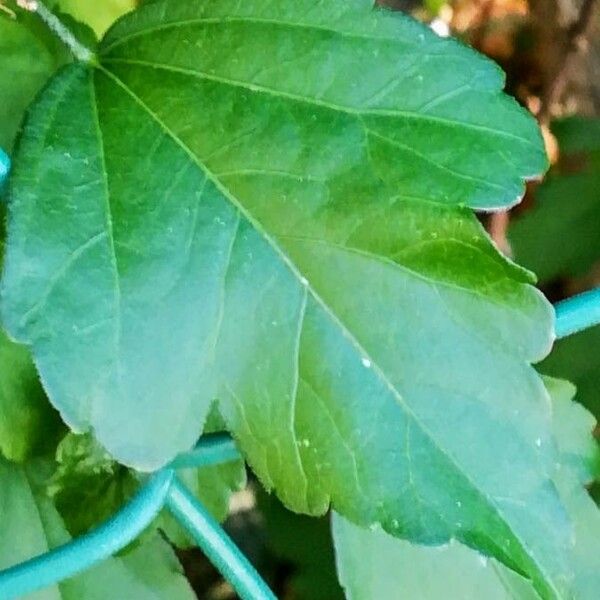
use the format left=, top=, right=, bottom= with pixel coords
left=102, top=0, right=547, bottom=212
left=0, top=1, right=69, bottom=151
left=509, top=118, right=600, bottom=282
left=113, top=534, right=196, bottom=598
left=1, top=0, right=562, bottom=595
left=0, top=328, right=62, bottom=462
left=550, top=117, right=600, bottom=155
left=49, top=425, right=245, bottom=543
left=550, top=474, right=600, bottom=600
left=333, top=377, right=600, bottom=599
left=332, top=515, right=539, bottom=600
left=540, top=326, right=600, bottom=419
left=0, top=457, right=195, bottom=599
left=544, top=376, right=600, bottom=483
left=47, top=432, right=137, bottom=536
left=0, top=4, right=65, bottom=462
left=545, top=377, right=600, bottom=599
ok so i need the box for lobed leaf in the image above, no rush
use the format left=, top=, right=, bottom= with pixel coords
left=1, top=0, right=565, bottom=595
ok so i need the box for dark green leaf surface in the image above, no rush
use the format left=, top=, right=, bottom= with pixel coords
left=0, top=458, right=195, bottom=599
left=333, top=378, right=600, bottom=599
left=0, top=1, right=69, bottom=151
left=48, top=429, right=245, bottom=540
left=0, top=328, right=62, bottom=462
left=47, top=432, right=138, bottom=536
left=509, top=118, right=600, bottom=282
left=1, top=0, right=563, bottom=594
left=99, top=0, right=547, bottom=211
left=550, top=117, right=600, bottom=155
left=258, top=490, right=344, bottom=600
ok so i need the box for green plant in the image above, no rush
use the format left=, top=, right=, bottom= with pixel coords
left=0, top=0, right=598, bottom=598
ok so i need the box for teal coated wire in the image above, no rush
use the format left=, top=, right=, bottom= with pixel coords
left=0, top=148, right=9, bottom=190
left=0, top=469, right=174, bottom=599
left=0, top=436, right=275, bottom=599
left=554, top=287, right=600, bottom=339
left=169, top=436, right=276, bottom=599
left=170, top=432, right=240, bottom=469
left=166, top=477, right=276, bottom=600
left=0, top=435, right=275, bottom=599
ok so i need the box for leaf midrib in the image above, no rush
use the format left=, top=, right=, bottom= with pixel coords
left=95, top=63, right=560, bottom=598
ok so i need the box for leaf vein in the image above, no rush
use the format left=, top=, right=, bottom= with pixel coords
left=102, top=58, right=536, bottom=148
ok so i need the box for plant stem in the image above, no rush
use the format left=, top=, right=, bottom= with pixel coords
left=0, top=2, right=16, bottom=18
left=19, top=0, right=95, bottom=63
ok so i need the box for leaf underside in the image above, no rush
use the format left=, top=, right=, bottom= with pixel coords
left=1, top=0, right=570, bottom=597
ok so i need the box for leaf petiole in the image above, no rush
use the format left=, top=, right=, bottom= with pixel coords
left=20, top=0, right=95, bottom=63
left=0, top=2, right=16, bottom=18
